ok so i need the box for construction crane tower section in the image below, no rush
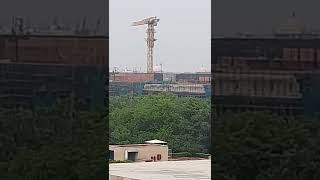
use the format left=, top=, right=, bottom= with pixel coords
left=132, top=16, right=160, bottom=73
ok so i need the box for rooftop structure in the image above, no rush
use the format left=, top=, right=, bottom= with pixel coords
left=145, top=139, right=167, bottom=145
left=109, top=141, right=169, bottom=162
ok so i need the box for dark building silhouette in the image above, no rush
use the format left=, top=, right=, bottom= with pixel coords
left=212, top=13, right=320, bottom=117
left=212, top=37, right=320, bottom=117
left=0, top=35, right=108, bottom=111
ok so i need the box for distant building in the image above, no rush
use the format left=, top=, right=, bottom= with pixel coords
left=109, top=72, right=162, bottom=83
left=212, top=38, right=320, bottom=117
left=0, top=35, right=108, bottom=66
left=273, top=12, right=318, bottom=38
left=0, top=61, right=106, bottom=110
left=0, top=35, right=108, bottom=110
left=109, top=81, right=145, bottom=96
left=143, top=83, right=211, bottom=98
left=109, top=72, right=211, bottom=98
left=212, top=13, right=320, bottom=117
left=175, top=72, right=211, bottom=84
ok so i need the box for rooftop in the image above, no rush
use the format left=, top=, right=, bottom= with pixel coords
left=109, top=160, right=211, bottom=180
left=0, top=59, right=105, bottom=67
left=109, top=143, right=167, bottom=148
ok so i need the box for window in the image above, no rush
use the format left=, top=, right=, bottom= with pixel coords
left=109, top=150, right=114, bottom=160
left=283, top=48, right=298, bottom=61
left=300, top=48, right=314, bottom=62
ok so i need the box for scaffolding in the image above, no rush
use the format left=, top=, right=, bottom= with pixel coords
left=0, top=61, right=106, bottom=110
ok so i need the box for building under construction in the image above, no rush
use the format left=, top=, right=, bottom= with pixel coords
left=109, top=72, right=211, bottom=98
left=143, top=83, right=211, bottom=98
left=212, top=38, right=320, bottom=117
left=212, top=13, right=320, bottom=117
left=0, top=35, right=107, bottom=65
left=109, top=81, right=145, bottom=96
left=0, top=62, right=106, bottom=110
left=175, top=72, right=211, bottom=84
left=0, top=35, right=108, bottom=110
left=108, top=16, right=211, bottom=98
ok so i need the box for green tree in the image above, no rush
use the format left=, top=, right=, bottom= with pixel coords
left=213, top=111, right=320, bottom=180
left=0, top=102, right=107, bottom=180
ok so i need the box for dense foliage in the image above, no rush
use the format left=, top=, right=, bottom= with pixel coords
left=0, top=93, right=210, bottom=179
left=109, top=93, right=211, bottom=153
left=4, top=92, right=320, bottom=179
left=0, top=101, right=107, bottom=180
left=213, top=111, right=320, bottom=180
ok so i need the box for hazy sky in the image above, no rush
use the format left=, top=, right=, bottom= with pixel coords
left=213, top=0, right=320, bottom=36
left=0, top=0, right=108, bottom=34
left=110, top=0, right=211, bottom=73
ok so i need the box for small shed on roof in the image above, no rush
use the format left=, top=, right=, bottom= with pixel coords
left=145, top=139, right=167, bottom=145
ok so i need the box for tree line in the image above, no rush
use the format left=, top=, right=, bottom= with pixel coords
left=2, top=92, right=319, bottom=179
left=109, top=93, right=211, bottom=154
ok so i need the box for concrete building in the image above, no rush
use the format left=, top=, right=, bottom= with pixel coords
left=109, top=140, right=168, bottom=162
left=143, top=83, right=211, bottom=98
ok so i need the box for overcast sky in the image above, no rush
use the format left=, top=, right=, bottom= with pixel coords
left=213, top=0, right=320, bottom=36
left=2, top=0, right=317, bottom=72
left=110, top=0, right=211, bottom=73
left=0, top=0, right=108, bottom=34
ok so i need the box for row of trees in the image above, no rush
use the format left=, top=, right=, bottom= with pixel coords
left=3, top=92, right=320, bottom=179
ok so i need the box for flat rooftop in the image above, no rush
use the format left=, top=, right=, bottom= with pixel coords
left=109, top=144, right=166, bottom=148
left=109, top=160, right=211, bottom=180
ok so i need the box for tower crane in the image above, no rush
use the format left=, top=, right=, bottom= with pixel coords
left=132, top=16, right=160, bottom=73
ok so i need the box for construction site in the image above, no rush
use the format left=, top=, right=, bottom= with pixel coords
left=110, top=16, right=211, bottom=98
left=0, top=17, right=108, bottom=110
left=109, top=71, right=211, bottom=98
left=212, top=13, right=320, bottom=117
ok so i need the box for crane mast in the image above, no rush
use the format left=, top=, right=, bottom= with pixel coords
left=132, top=16, right=159, bottom=73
